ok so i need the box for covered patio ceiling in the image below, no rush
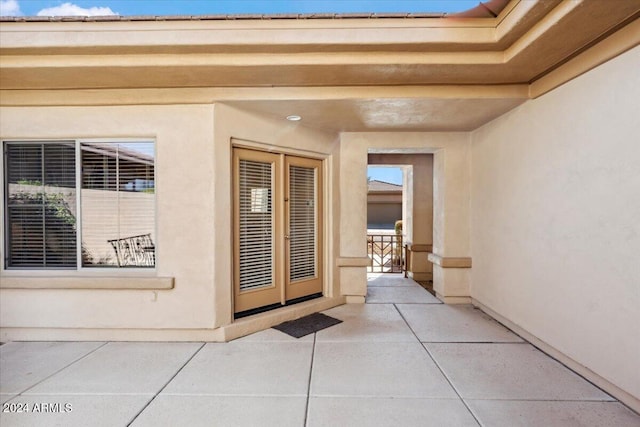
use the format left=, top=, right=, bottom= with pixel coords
left=224, top=95, right=527, bottom=132
left=1, top=0, right=638, bottom=132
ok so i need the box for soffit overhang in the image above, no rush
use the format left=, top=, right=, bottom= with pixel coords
left=0, top=0, right=638, bottom=133
left=1, top=0, right=638, bottom=89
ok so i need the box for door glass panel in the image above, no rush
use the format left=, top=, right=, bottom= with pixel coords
left=238, top=159, right=274, bottom=291
left=289, top=165, right=316, bottom=282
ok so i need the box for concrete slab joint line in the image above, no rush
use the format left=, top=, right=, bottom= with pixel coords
left=1, top=275, right=640, bottom=425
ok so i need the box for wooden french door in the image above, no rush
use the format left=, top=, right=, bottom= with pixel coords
left=233, top=148, right=323, bottom=315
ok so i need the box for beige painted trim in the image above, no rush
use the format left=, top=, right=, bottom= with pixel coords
left=0, top=276, right=174, bottom=290
left=0, top=85, right=529, bottom=107
left=428, top=253, right=472, bottom=268
left=1, top=52, right=505, bottom=69
left=408, top=272, right=433, bottom=282
left=284, top=155, right=324, bottom=301
left=0, top=19, right=499, bottom=56
left=0, top=296, right=344, bottom=342
left=345, top=296, right=366, bottom=303
left=495, top=0, right=537, bottom=40
left=0, top=16, right=498, bottom=35
left=503, top=0, right=580, bottom=62
left=232, top=137, right=329, bottom=160
left=408, top=243, right=433, bottom=252
left=530, top=18, right=640, bottom=98
left=474, top=299, right=640, bottom=413
left=0, top=327, right=224, bottom=342
left=232, top=148, right=284, bottom=313
left=436, top=293, right=472, bottom=304
left=222, top=296, right=345, bottom=341
left=336, top=257, right=370, bottom=267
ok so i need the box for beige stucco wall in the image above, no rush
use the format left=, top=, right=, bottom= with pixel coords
left=470, top=47, right=640, bottom=400
left=0, top=104, right=218, bottom=335
left=0, top=102, right=338, bottom=340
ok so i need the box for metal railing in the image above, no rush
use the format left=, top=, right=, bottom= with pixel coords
left=367, top=234, right=405, bottom=273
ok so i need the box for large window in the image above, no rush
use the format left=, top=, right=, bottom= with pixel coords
left=3, top=140, right=155, bottom=269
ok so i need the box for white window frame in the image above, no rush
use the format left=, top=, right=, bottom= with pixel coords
left=1, top=138, right=157, bottom=274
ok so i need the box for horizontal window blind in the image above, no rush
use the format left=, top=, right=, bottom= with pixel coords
left=289, top=165, right=316, bottom=282
left=238, top=159, right=274, bottom=291
left=4, top=140, right=155, bottom=270
left=5, top=143, right=77, bottom=268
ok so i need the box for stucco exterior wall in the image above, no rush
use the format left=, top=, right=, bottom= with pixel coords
left=0, top=102, right=338, bottom=340
left=470, top=47, right=640, bottom=400
left=0, top=104, right=218, bottom=336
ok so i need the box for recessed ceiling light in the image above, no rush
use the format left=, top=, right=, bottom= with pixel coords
left=286, top=115, right=302, bottom=121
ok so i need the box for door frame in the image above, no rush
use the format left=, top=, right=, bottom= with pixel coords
left=231, top=142, right=325, bottom=317
left=284, top=154, right=323, bottom=301
left=232, top=148, right=284, bottom=314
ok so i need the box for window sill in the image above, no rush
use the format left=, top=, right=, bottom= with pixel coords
left=0, top=276, right=174, bottom=290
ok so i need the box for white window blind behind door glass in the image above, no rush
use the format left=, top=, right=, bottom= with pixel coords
left=289, top=165, right=317, bottom=282
left=238, top=159, right=274, bottom=291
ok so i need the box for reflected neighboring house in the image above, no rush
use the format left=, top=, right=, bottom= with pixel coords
left=367, top=179, right=402, bottom=230
left=80, top=142, right=156, bottom=267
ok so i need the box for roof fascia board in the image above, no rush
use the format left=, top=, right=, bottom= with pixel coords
left=0, top=23, right=498, bottom=54
left=0, top=51, right=505, bottom=69
left=0, top=16, right=498, bottom=30
left=0, top=85, right=529, bottom=107
left=495, top=0, right=539, bottom=41
left=529, top=17, right=640, bottom=97
left=503, top=0, right=581, bottom=62
left=494, top=0, right=520, bottom=26
left=0, top=1, right=554, bottom=55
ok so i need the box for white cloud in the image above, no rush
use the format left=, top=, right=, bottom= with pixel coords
left=0, top=0, right=22, bottom=16
left=37, top=2, right=117, bottom=17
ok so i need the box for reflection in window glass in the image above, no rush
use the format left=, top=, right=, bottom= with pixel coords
left=4, top=140, right=156, bottom=270
left=81, top=142, right=155, bottom=267
left=250, top=188, right=269, bottom=213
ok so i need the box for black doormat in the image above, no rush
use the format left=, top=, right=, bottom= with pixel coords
left=273, top=312, right=342, bottom=338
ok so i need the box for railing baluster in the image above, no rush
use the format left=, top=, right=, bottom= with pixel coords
left=367, top=233, right=404, bottom=274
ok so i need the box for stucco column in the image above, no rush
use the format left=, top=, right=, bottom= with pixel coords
left=405, top=155, right=433, bottom=282
left=340, top=132, right=472, bottom=304
left=430, top=144, right=472, bottom=303
left=336, top=139, right=369, bottom=303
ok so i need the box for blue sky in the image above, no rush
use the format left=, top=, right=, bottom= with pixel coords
left=368, top=167, right=403, bottom=185
left=2, top=1, right=480, bottom=16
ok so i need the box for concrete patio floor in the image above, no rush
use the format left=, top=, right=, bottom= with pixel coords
left=1, top=274, right=639, bottom=426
